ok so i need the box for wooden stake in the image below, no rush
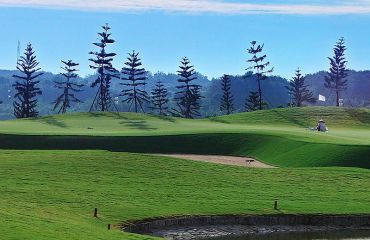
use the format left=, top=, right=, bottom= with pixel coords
left=94, top=208, right=98, bottom=217
left=274, top=200, right=278, bottom=210
left=108, top=224, right=111, bottom=230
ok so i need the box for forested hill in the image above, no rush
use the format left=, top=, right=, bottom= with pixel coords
left=204, top=74, right=290, bottom=115
left=0, top=69, right=369, bottom=119
left=305, top=70, right=370, bottom=107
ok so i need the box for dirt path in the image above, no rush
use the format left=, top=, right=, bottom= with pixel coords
left=154, top=154, right=277, bottom=168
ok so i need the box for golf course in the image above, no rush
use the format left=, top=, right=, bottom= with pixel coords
left=1, top=106, right=370, bottom=240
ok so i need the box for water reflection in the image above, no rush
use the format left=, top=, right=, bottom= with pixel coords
left=208, top=230, right=370, bottom=240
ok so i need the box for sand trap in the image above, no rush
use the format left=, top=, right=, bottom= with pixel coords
left=154, top=154, right=276, bottom=168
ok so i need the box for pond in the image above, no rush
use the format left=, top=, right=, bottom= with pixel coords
left=204, top=229, right=370, bottom=240
left=123, top=215, right=370, bottom=240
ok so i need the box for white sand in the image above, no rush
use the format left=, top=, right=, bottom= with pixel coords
left=154, top=154, right=277, bottom=168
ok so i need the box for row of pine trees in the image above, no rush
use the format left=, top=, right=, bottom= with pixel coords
left=10, top=24, right=349, bottom=119
left=220, top=38, right=349, bottom=114
left=12, top=24, right=203, bottom=119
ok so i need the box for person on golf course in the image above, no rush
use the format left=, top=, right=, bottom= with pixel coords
left=316, top=119, right=328, bottom=132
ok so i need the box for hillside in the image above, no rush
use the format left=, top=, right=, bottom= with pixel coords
left=0, top=108, right=369, bottom=240
left=2, top=107, right=370, bottom=132
left=0, top=70, right=211, bottom=119
left=212, top=107, right=370, bottom=127
left=0, top=107, right=369, bottom=168
left=1, top=69, right=369, bottom=119
left=0, top=107, right=369, bottom=140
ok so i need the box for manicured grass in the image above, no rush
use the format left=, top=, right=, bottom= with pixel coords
left=0, top=107, right=369, bottom=145
left=212, top=106, right=370, bottom=127
left=0, top=133, right=369, bottom=168
left=0, top=107, right=369, bottom=168
left=0, top=150, right=369, bottom=240
left=0, top=107, right=369, bottom=239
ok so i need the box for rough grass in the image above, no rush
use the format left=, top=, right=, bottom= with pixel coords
left=0, top=150, right=369, bottom=240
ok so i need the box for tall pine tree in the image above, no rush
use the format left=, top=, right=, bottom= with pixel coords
left=13, top=43, right=43, bottom=118
left=189, top=85, right=203, bottom=117
left=219, top=74, right=234, bottom=115
left=150, top=80, right=169, bottom=115
left=172, top=57, right=202, bottom=119
left=286, top=68, right=316, bottom=107
left=325, top=37, right=349, bottom=107
left=121, top=50, right=149, bottom=113
left=89, top=24, right=119, bottom=112
left=246, top=41, right=273, bottom=110
left=53, top=60, right=84, bottom=114
left=245, top=91, right=266, bottom=112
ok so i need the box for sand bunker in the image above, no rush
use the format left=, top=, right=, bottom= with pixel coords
left=155, top=154, right=276, bottom=168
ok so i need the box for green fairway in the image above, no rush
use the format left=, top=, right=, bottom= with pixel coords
left=0, top=107, right=369, bottom=168
left=1, top=150, right=369, bottom=240
left=0, top=107, right=369, bottom=240
left=0, top=107, right=369, bottom=145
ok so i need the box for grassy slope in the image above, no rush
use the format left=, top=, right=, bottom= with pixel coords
left=1, top=150, right=369, bottom=240
left=212, top=106, right=370, bottom=127
left=1, top=107, right=370, bottom=239
left=0, top=133, right=369, bottom=168
left=0, top=107, right=369, bottom=168
left=0, top=107, right=369, bottom=143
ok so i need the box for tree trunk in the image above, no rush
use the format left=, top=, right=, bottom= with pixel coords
left=336, top=90, right=340, bottom=107
left=257, top=78, right=262, bottom=110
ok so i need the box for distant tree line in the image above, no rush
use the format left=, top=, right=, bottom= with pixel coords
left=218, top=37, right=349, bottom=114
left=9, top=24, right=350, bottom=119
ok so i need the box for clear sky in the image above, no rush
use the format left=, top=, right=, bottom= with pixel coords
left=1, top=0, right=370, bottom=79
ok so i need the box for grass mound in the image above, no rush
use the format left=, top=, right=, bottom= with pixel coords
left=0, top=133, right=369, bottom=168
left=212, top=107, right=370, bottom=127
left=1, top=150, right=369, bottom=240
left=0, top=107, right=369, bottom=136
left=0, top=107, right=369, bottom=168
left=0, top=108, right=369, bottom=239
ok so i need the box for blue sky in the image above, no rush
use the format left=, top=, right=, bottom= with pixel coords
left=1, top=0, right=370, bottom=79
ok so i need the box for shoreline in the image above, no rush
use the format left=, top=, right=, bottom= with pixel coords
left=121, top=214, right=370, bottom=239
left=150, top=225, right=370, bottom=240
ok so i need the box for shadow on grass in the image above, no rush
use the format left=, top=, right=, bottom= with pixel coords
left=87, top=112, right=107, bottom=118
left=88, top=112, right=173, bottom=130
left=149, top=114, right=177, bottom=123
left=88, top=111, right=178, bottom=124
left=120, top=120, right=157, bottom=131
left=36, top=116, right=68, bottom=128
left=87, top=112, right=157, bottom=130
left=0, top=133, right=369, bottom=169
left=88, top=112, right=128, bottom=120
left=209, top=118, right=230, bottom=124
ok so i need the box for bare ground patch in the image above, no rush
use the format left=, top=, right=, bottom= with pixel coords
left=153, top=154, right=276, bottom=168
